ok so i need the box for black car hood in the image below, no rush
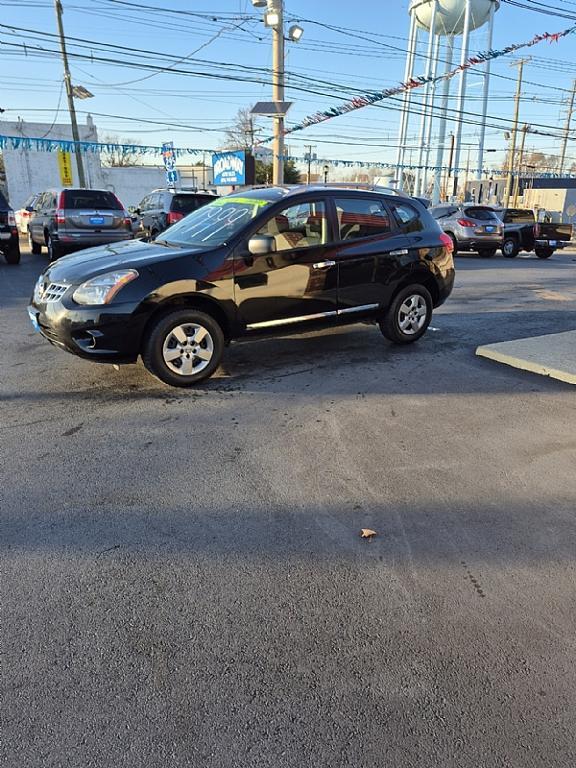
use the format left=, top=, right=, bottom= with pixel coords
left=45, top=239, right=213, bottom=283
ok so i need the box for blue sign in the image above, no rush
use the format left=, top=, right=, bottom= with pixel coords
left=166, top=169, right=179, bottom=187
left=162, top=141, right=176, bottom=171
left=212, top=150, right=246, bottom=186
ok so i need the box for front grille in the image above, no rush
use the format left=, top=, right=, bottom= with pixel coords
left=37, top=281, right=68, bottom=303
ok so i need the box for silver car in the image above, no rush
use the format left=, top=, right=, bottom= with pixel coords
left=28, top=188, right=133, bottom=261
left=430, top=204, right=503, bottom=257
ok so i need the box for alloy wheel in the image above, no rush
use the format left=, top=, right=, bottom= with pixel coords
left=398, top=294, right=427, bottom=335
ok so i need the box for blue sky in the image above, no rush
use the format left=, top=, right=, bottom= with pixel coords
left=2, top=0, right=576, bottom=173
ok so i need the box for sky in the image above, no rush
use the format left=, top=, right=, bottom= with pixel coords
left=2, top=0, right=576, bottom=176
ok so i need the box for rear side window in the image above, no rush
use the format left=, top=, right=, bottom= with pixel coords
left=171, top=195, right=213, bottom=214
left=63, top=190, right=123, bottom=210
left=431, top=206, right=458, bottom=220
left=390, top=202, right=423, bottom=233
left=504, top=209, right=535, bottom=224
left=464, top=207, right=498, bottom=221
left=335, top=198, right=391, bottom=241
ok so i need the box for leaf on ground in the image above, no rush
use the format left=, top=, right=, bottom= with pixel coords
left=360, top=528, right=377, bottom=539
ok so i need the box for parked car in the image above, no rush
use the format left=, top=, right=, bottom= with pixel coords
left=136, top=189, right=217, bottom=240
left=0, top=191, right=21, bottom=265
left=15, top=192, right=42, bottom=235
left=28, top=188, right=134, bottom=261
left=492, top=207, right=572, bottom=259
left=28, top=186, right=455, bottom=387
left=430, top=204, right=503, bottom=257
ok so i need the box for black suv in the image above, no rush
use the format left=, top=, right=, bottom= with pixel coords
left=28, top=186, right=455, bottom=386
left=0, top=191, right=21, bottom=264
left=136, top=189, right=217, bottom=240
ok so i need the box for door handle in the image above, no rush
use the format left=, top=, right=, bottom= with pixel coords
left=313, top=260, right=336, bottom=269
left=389, top=249, right=409, bottom=256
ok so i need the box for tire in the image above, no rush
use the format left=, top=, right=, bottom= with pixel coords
left=478, top=248, right=497, bottom=258
left=29, top=233, right=42, bottom=255
left=379, top=284, right=433, bottom=345
left=4, top=243, right=21, bottom=264
left=535, top=248, right=554, bottom=259
left=502, top=237, right=519, bottom=258
left=143, top=309, right=224, bottom=387
left=47, top=234, right=62, bottom=262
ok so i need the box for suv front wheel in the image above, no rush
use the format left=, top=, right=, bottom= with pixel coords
left=379, top=284, right=433, bottom=344
left=143, top=308, right=224, bottom=386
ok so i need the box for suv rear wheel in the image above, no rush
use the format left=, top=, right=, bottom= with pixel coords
left=143, top=309, right=224, bottom=386
left=4, top=243, right=21, bottom=264
left=29, top=232, right=42, bottom=255
left=379, top=284, right=433, bottom=345
left=47, top=234, right=62, bottom=262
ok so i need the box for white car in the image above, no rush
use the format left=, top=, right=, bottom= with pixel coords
left=15, top=193, right=41, bottom=235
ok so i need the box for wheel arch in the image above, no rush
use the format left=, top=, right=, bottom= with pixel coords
left=390, top=271, right=440, bottom=308
left=141, top=293, right=233, bottom=349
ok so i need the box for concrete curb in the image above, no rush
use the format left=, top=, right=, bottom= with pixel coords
left=476, top=330, right=576, bottom=385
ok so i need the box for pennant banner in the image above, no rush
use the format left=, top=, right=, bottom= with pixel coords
left=260, top=24, right=576, bottom=141
left=0, top=135, right=208, bottom=157
left=1, top=134, right=573, bottom=178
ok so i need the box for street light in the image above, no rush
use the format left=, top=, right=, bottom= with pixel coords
left=288, top=24, right=304, bottom=41
left=72, top=85, right=93, bottom=100
left=255, top=1, right=304, bottom=185
left=264, top=10, right=280, bottom=26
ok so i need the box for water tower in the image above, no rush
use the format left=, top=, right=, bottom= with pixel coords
left=395, top=0, right=499, bottom=202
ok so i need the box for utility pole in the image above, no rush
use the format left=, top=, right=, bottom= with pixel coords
left=504, top=58, right=529, bottom=209
left=443, top=133, right=455, bottom=201
left=270, top=0, right=285, bottom=185
left=559, top=79, right=576, bottom=176
left=54, top=0, right=86, bottom=188
left=513, top=124, right=529, bottom=208
left=305, top=145, right=314, bottom=184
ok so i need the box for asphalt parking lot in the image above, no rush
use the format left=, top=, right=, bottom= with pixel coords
left=3, top=242, right=576, bottom=767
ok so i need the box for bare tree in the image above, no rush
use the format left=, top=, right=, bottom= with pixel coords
left=223, top=106, right=256, bottom=151
left=100, top=134, right=143, bottom=167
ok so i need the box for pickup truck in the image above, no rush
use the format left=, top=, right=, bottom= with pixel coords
left=493, top=208, right=573, bottom=259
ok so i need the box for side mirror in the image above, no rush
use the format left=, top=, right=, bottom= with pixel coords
left=248, top=234, right=276, bottom=256
left=25, top=206, right=34, bottom=212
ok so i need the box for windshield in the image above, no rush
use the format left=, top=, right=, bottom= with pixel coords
left=159, top=196, right=272, bottom=247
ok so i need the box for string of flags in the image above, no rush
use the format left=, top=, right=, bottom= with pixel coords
left=263, top=23, right=576, bottom=141
left=1, top=134, right=574, bottom=180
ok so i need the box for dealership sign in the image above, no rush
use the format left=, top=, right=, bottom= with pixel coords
left=212, top=151, right=247, bottom=186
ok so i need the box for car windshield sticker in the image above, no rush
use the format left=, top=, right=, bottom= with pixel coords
left=212, top=197, right=270, bottom=208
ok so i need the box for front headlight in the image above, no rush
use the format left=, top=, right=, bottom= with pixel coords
left=72, top=269, right=138, bottom=306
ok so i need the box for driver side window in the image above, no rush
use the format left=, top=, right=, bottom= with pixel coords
left=257, top=200, right=327, bottom=251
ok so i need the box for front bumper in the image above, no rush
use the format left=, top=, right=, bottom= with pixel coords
left=28, top=296, right=148, bottom=363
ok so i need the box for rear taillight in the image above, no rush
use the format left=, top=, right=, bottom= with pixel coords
left=124, top=217, right=132, bottom=229
left=167, top=211, right=184, bottom=225
left=56, top=191, right=66, bottom=225
left=457, top=218, right=475, bottom=228
left=439, top=232, right=454, bottom=253
left=533, top=223, right=540, bottom=238
left=7, top=211, right=16, bottom=226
